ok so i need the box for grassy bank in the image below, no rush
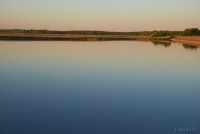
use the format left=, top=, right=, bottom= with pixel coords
left=0, top=33, right=172, bottom=41
left=0, top=33, right=151, bottom=41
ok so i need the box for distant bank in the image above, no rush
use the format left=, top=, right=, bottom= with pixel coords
left=0, top=28, right=200, bottom=46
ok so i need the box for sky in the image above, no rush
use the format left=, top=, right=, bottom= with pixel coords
left=0, top=0, right=200, bottom=31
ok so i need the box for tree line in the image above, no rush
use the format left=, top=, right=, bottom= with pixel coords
left=0, top=28, right=199, bottom=37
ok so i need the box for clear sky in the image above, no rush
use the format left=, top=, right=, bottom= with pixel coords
left=0, top=0, right=200, bottom=31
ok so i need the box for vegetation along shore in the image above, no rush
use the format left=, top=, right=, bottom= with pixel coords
left=0, top=28, right=199, bottom=46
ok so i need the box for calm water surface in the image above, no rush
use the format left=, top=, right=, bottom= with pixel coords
left=0, top=41, right=200, bottom=134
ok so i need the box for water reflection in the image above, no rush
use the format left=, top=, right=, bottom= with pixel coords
left=151, top=40, right=171, bottom=47
left=151, top=40, right=199, bottom=50
left=182, top=44, right=199, bottom=50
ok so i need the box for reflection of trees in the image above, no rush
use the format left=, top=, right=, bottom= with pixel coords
left=182, top=44, right=198, bottom=50
left=151, top=40, right=171, bottom=47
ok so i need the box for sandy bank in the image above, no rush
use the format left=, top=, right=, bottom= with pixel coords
left=172, top=36, right=200, bottom=46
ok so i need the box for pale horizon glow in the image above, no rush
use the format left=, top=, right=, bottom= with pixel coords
left=0, top=0, right=200, bottom=31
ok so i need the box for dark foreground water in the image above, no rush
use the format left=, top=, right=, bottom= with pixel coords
left=0, top=41, right=200, bottom=134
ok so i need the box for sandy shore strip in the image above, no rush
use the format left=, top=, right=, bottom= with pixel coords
left=172, top=36, right=200, bottom=46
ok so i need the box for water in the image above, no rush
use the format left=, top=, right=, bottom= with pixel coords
left=0, top=41, right=200, bottom=134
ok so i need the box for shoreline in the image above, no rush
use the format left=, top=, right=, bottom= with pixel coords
left=171, top=36, right=200, bottom=46
left=0, top=33, right=171, bottom=41
left=0, top=33, right=150, bottom=41
left=0, top=33, right=200, bottom=47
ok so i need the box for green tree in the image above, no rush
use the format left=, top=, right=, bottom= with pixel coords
left=182, top=28, right=199, bottom=36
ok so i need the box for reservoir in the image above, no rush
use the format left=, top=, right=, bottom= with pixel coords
left=0, top=41, right=200, bottom=134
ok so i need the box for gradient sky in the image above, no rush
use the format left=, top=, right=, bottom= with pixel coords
left=0, top=0, right=200, bottom=31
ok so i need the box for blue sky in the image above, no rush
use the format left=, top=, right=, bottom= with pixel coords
left=0, top=0, right=200, bottom=31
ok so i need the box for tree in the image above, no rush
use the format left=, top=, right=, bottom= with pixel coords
left=151, top=30, right=172, bottom=37
left=182, top=28, right=199, bottom=36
